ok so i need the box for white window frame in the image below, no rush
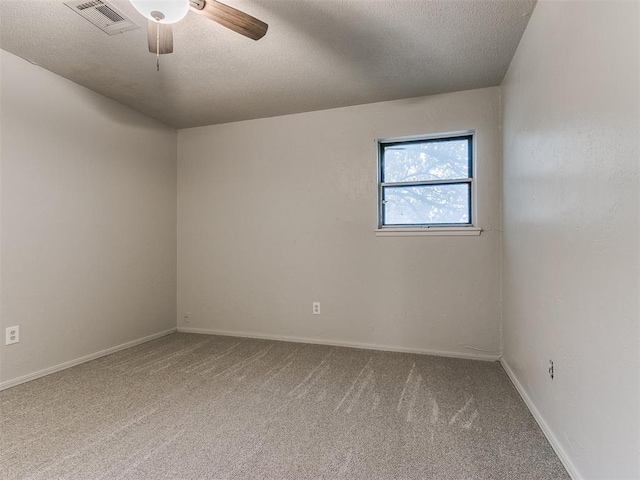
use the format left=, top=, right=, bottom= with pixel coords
left=375, top=130, right=482, bottom=237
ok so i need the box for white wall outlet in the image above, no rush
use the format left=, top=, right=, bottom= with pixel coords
left=184, top=312, right=191, bottom=324
left=548, top=360, right=554, bottom=380
left=312, top=302, right=320, bottom=315
left=5, top=326, right=20, bottom=345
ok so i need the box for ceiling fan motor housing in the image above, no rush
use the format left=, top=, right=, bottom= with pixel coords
left=129, top=0, right=190, bottom=24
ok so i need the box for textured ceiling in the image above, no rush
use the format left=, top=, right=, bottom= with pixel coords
left=0, top=0, right=536, bottom=128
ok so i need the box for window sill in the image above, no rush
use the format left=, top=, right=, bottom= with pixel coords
left=375, top=227, right=482, bottom=237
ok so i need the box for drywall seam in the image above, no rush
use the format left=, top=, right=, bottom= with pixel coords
left=0, top=328, right=177, bottom=391
left=500, top=359, right=582, bottom=480
left=177, top=327, right=501, bottom=362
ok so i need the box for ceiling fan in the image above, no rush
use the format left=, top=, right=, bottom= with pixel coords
left=128, top=0, right=268, bottom=57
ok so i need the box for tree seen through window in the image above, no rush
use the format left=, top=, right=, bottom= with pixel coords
left=379, top=135, right=473, bottom=226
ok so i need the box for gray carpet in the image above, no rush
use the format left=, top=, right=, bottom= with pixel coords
left=0, top=333, right=569, bottom=479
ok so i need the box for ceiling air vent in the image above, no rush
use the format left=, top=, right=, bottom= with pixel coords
left=64, top=0, right=140, bottom=36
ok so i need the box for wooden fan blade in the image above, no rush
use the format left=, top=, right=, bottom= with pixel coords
left=147, top=21, right=174, bottom=54
left=195, top=0, right=268, bottom=40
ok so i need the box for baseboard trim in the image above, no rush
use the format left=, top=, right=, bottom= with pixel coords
left=0, top=328, right=177, bottom=391
left=500, top=359, right=582, bottom=480
left=177, top=327, right=500, bottom=362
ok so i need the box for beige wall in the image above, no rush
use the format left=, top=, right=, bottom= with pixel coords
left=177, top=87, right=502, bottom=358
left=501, top=1, right=639, bottom=478
left=3, top=3, right=638, bottom=472
left=0, top=50, right=177, bottom=385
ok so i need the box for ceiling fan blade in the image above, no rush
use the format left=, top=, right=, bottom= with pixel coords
left=193, top=0, right=268, bottom=41
left=147, top=21, right=174, bottom=54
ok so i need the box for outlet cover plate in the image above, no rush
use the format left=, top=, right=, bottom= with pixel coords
left=6, top=326, right=20, bottom=345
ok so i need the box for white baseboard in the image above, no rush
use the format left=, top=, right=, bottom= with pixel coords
left=177, top=326, right=501, bottom=362
left=500, top=359, right=582, bottom=480
left=0, top=328, right=177, bottom=391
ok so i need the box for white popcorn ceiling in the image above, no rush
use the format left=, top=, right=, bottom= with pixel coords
left=0, top=0, right=536, bottom=128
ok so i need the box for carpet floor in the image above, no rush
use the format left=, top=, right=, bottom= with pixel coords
left=1, top=333, right=569, bottom=479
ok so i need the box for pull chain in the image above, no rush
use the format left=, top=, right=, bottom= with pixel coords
left=156, top=21, right=160, bottom=71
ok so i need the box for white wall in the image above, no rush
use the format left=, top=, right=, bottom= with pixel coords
left=0, top=50, right=177, bottom=385
left=177, top=87, right=502, bottom=358
left=501, top=1, right=639, bottom=479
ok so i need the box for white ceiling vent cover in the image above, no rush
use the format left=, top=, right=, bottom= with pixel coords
left=64, top=0, right=139, bottom=35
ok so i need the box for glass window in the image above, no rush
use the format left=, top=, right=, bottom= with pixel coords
left=378, top=134, right=474, bottom=227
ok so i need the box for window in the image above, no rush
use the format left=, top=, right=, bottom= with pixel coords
left=377, top=132, right=479, bottom=235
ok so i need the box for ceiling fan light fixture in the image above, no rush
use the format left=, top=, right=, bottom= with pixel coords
left=129, top=0, right=189, bottom=24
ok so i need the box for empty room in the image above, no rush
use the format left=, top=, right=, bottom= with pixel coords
left=0, top=0, right=638, bottom=479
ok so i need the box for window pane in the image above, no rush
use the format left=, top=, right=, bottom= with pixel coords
left=382, top=137, right=470, bottom=182
left=382, top=184, right=470, bottom=225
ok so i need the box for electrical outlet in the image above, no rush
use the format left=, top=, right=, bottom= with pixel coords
left=548, top=360, right=554, bottom=380
left=5, top=326, right=19, bottom=345
left=312, top=302, right=320, bottom=315
left=184, top=312, right=191, bottom=324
